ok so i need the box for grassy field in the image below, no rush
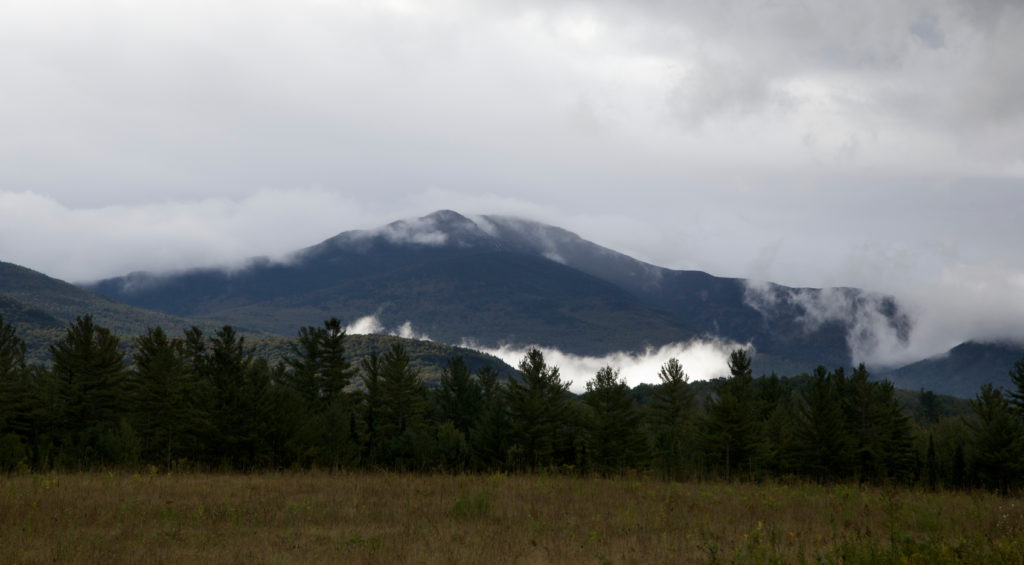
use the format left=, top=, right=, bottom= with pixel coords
left=1, top=471, right=1021, bottom=564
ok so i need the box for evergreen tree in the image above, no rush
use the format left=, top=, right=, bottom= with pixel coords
left=792, top=367, right=853, bottom=481
left=0, top=316, right=31, bottom=436
left=282, top=318, right=358, bottom=468
left=283, top=324, right=323, bottom=409
left=704, top=349, right=762, bottom=479
left=756, top=373, right=795, bottom=476
left=437, top=356, right=483, bottom=436
left=470, top=366, right=510, bottom=471
left=506, top=348, right=571, bottom=471
left=966, top=384, right=1023, bottom=492
left=378, top=342, right=429, bottom=469
left=0, top=316, right=26, bottom=380
left=131, top=327, right=198, bottom=468
left=0, top=317, right=32, bottom=470
left=649, top=358, right=696, bottom=480
left=359, top=351, right=384, bottom=467
left=1009, top=356, right=1024, bottom=418
left=196, top=325, right=270, bottom=469
left=842, top=364, right=887, bottom=481
left=49, top=315, right=130, bottom=465
left=583, top=366, right=645, bottom=475
left=283, top=318, right=355, bottom=413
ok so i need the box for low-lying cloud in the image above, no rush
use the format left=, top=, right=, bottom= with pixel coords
left=340, top=315, right=744, bottom=393
left=470, top=339, right=749, bottom=393
left=744, top=281, right=911, bottom=367
left=344, top=314, right=432, bottom=342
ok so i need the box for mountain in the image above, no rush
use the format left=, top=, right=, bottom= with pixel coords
left=0, top=260, right=208, bottom=360
left=84, top=210, right=908, bottom=373
left=0, top=261, right=520, bottom=378
left=880, top=341, right=1024, bottom=398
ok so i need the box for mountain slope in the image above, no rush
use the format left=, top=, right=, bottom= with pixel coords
left=880, top=341, right=1024, bottom=398
left=0, top=260, right=207, bottom=360
left=1, top=260, right=523, bottom=378
left=84, top=210, right=909, bottom=371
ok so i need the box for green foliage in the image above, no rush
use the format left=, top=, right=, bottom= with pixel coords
left=583, top=366, right=646, bottom=475
left=967, top=384, right=1024, bottom=492
left=50, top=315, right=127, bottom=430
left=0, top=313, right=1018, bottom=489
left=704, top=349, right=763, bottom=479
left=505, top=348, right=574, bottom=471
left=437, top=356, right=483, bottom=436
left=649, top=358, right=696, bottom=479
left=1009, top=355, right=1024, bottom=417
left=470, top=366, right=511, bottom=471
left=378, top=342, right=431, bottom=469
left=282, top=318, right=355, bottom=413
left=130, top=327, right=197, bottom=468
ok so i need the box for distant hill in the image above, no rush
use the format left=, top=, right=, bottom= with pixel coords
left=85, top=210, right=907, bottom=373
left=250, top=333, right=518, bottom=386
left=0, top=260, right=519, bottom=378
left=0, top=261, right=208, bottom=361
left=879, top=341, right=1024, bottom=398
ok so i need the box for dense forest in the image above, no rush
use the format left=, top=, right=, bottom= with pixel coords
left=1, top=314, right=1022, bottom=492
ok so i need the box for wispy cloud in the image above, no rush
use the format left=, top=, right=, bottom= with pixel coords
left=472, top=338, right=749, bottom=393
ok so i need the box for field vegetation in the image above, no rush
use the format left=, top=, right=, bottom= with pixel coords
left=2, top=471, right=1022, bottom=564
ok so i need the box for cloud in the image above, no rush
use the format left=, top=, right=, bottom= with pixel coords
left=344, top=314, right=431, bottom=341
left=344, top=314, right=386, bottom=336
left=473, top=338, right=749, bottom=393
left=350, top=215, right=454, bottom=247
left=744, top=281, right=911, bottom=367
left=0, top=188, right=393, bottom=282
left=0, top=0, right=1022, bottom=369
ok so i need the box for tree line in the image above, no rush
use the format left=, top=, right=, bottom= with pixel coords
left=1, top=314, right=1023, bottom=491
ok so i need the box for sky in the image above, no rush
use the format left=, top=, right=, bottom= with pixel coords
left=2, top=0, right=1023, bottom=370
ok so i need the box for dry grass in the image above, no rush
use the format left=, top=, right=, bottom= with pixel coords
left=1, top=471, right=1021, bottom=564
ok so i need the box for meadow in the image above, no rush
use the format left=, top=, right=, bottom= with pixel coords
left=1, top=471, right=1022, bottom=564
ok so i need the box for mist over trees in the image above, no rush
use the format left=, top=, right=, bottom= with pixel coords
left=1, top=314, right=1023, bottom=492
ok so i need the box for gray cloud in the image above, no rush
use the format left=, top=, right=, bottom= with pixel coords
left=0, top=0, right=1022, bottom=364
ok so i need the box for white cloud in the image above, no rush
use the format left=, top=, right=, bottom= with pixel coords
left=344, top=314, right=431, bottom=342
left=474, top=339, right=749, bottom=393
left=344, top=314, right=386, bottom=336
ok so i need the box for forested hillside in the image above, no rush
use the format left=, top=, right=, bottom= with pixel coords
left=2, top=313, right=1020, bottom=492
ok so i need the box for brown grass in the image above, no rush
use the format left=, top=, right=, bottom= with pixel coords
left=1, top=471, right=1021, bottom=564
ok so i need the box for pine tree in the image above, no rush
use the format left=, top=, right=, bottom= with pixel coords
left=282, top=319, right=358, bottom=468
left=1009, top=356, right=1024, bottom=418
left=583, top=366, right=645, bottom=475
left=967, top=384, right=1023, bottom=492
left=649, top=358, right=696, bottom=480
left=792, top=367, right=853, bottom=481
left=437, top=356, right=482, bottom=436
left=378, top=342, right=429, bottom=469
left=50, top=315, right=127, bottom=429
left=0, top=316, right=31, bottom=436
left=0, top=316, right=26, bottom=380
left=283, top=318, right=356, bottom=413
left=359, top=351, right=384, bottom=467
left=506, top=348, right=571, bottom=471
left=470, top=366, right=510, bottom=471
left=704, top=349, right=761, bottom=479
left=131, top=327, right=198, bottom=468
left=197, top=325, right=267, bottom=469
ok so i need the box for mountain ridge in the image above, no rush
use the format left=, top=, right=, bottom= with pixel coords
left=84, top=210, right=906, bottom=372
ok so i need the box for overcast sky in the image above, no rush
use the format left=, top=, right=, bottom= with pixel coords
left=2, top=0, right=1023, bottom=365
